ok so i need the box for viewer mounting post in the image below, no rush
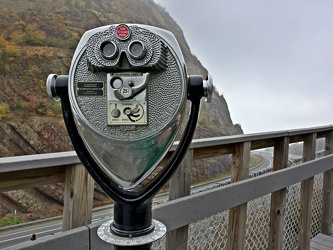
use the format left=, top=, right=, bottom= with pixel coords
left=46, top=23, right=212, bottom=249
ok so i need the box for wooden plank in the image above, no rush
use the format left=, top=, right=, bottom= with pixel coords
left=228, top=141, right=250, bottom=250
left=310, top=242, right=332, bottom=250
left=317, top=233, right=333, bottom=243
left=321, top=131, right=333, bottom=235
left=310, top=242, right=321, bottom=250
left=269, top=136, right=289, bottom=250
left=310, top=233, right=333, bottom=250
left=166, top=150, right=193, bottom=250
left=299, top=133, right=317, bottom=250
left=0, top=151, right=79, bottom=173
left=250, top=139, right=276, bottom=150
left=153, top=155, right=333, bottom=232
left=0, top=167, right=65, bottom=192
left=168, top=149, right=193, bottom=200
left=193, top=145, right=231, bottom=160
left=62, top=164, right=95, bottom=231
left=288, top=126, right=333, bottom=137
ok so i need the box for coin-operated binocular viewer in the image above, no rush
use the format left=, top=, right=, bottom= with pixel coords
left=46, top=24, right=212, bottom=249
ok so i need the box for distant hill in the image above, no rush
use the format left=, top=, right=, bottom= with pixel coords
left=0, top=0, right=242, bottom=156
left=0, top=0, right=243, bottom=224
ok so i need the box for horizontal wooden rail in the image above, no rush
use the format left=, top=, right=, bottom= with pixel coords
left=153, top=155, right=333, bottom=231
left=2, top=125, right=331, bottom=175
left=1, top=125, right=333, bottom=250
left=0, top=152, right=80, bottom=192
left=0, top=151, right=80, bottom=173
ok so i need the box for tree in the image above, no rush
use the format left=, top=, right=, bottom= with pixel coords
left=0, top=103, right=9, bottom=120
left=0, top=35, right=18, bottom=74
left=24, top=24, right=46, bottom=45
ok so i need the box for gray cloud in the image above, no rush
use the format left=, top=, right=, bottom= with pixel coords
left=154, top=0, right=333, bottom=133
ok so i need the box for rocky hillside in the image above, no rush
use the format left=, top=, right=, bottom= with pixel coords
left=0, top=0, right=242, bottom=157
left=0, top=0, right=243, bottom=225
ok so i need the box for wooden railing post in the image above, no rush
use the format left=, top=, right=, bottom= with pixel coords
left=228, top=141, right=250, bottom=250
left=321, top=131, right=333, bottom=235
left=269, top=136, right=289, bottom=249
left=166, top=149, right=193, bottom=250
left=62, top=164, right=94, bottom=231
left=298, top=133, right=317, bottom=250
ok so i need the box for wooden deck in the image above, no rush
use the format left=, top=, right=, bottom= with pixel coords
left=310, top=233, right=333, bottom=250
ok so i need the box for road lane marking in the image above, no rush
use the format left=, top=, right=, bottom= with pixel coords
left=0, top=227, right=61, bottom=244
left=0, top=223, right=62, bottom=239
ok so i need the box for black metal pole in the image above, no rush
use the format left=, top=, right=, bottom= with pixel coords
left=114, top=244, right=152, bottom=250
left=112, top=199, right=153, bottom=237
left=111, top=199, right=154, bottom=249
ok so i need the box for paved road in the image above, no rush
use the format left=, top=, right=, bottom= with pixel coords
left=0, top=207, right=114, bottom=248
left=0, top=219, right=63, bottom=248
left=250, top=150, right=273, bottom=173
left=0, top=151, right=273, bottom=249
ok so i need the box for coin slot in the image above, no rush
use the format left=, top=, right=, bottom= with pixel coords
left=111, top=78, right=123, bottom=89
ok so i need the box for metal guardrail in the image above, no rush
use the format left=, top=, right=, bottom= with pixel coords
left=1, top=125, right=333, bottom=249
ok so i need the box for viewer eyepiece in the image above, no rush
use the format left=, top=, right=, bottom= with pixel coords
left=100, top=41, right=118, bottom=60
left=128, top=40, right=147, bottom=60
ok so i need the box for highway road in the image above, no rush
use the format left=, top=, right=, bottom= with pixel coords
left=0, top=151, right=273, bottom=249
left=0, top=207, right=114, bottom=249
left=250, top=150, right=273, bottom=174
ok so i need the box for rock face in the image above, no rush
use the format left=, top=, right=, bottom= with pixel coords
left=0, top=0, right=243, bottom=224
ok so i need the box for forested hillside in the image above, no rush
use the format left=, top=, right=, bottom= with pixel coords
left=0, top=0, right=243, bottom=224
left=0, top=0, right=242, bottom=156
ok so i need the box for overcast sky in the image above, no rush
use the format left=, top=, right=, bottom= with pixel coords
left=153, top=0, right=333, bottom=134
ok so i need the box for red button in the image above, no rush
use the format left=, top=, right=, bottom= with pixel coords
left=116, top=24, right=130, bottom=40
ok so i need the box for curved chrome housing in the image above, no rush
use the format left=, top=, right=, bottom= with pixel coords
left=68, top=24, right=187, bottom=191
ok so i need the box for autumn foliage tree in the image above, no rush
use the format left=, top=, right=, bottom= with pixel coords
left=0, top=35, right=18, bottom=74
left=0, top=102, right=9, bottom=120
left=24, top=24, right=47, bottom=45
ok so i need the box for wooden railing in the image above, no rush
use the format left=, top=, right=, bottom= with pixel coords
left=0, top=125, right=333, bottom=249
